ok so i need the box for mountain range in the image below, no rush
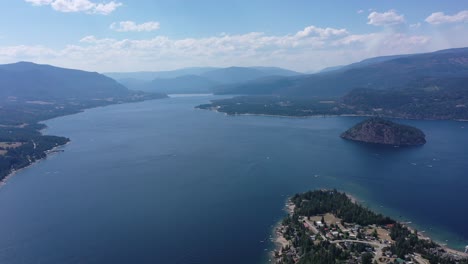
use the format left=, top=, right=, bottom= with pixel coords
left=104, top=66, right=303, bottom=94
left=0, top=61, right=166, bottom=125
left=197, top=47, right=468, bottom=120
left=0, top=62, right=136, bottom=101
left=217, top=47, right=468, bottom=97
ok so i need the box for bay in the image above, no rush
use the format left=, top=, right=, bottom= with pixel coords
left=0, top=95, right=466, bottom=263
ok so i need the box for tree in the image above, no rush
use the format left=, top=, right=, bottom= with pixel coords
left=361, top=252, right=373, bottom=264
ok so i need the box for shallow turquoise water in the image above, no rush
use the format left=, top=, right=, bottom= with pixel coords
left=0, top=95, right=466, bottom=263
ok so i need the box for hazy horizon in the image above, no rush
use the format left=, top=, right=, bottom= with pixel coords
left=0, top=1, right=467, bottom=72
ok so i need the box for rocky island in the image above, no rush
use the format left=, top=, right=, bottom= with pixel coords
left=340, top=118, right=426, bottom=146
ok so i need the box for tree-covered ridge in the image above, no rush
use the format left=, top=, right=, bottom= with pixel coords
left=196, top=96, right=354, bottom=116
left=340, top=86, right=468, bottom=120
left=216, top=47, right=468, bottom=98
left=197, top=47, right=468, bottom=121
left=0, top=125, right=69, bottom=179
left=276, top=190, right=468, bottom=264
left=0, top=62, right=169, bottom=181
left=291, top=190, right=395, bottom=226
left=0, top=93, right=168, bottom=181
left=197, top=82, right=468, bottom=120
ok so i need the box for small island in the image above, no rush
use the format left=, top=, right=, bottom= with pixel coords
left=340, top=118, right=426, bottom=146
left=274, top=190, right=468, bottom=264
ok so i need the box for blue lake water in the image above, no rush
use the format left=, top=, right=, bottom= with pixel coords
left=0, top=95, right=467, bottom=263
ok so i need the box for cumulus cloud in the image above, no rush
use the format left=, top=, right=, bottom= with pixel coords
left=110, top=21, right=160, bottom=32
left=368, top=10, right=405, bottom=26
left=425, top=10, right=468, bottom=25
left=1, top=24, right=465, bottom=72
left=295, top=26, right=348, bottom=39
left=25, top=0, right=122, bottom=15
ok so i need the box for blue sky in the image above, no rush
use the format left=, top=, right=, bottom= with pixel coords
left=0, top=0, right=467, bottom=72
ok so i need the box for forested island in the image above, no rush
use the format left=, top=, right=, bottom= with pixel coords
left=274, top=190, right=468, bottom=264
left=340, top=118, right=426, bottom=146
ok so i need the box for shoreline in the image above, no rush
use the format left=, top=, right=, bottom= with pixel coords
left=271, top=199, right=295, bottom=257
left=0, top=142, right=69, bottom=188
left=201, top=107, right=468, bottom=122
left=0, top=96, right=166, bottom=189
left=271, top=193, right=468, bottom=262
left=345, top=191, right=468, bottom=255
left=402, top=222, right=468, bottom=258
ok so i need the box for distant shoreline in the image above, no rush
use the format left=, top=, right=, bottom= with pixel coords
left=201, top=106, right=468, bottom=122
left=0, top=96, right=166, bottom=187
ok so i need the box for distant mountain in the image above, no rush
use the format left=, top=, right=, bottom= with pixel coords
left=112, top=66, right=302, bottom=94
left=318, top=65, right=344, bottom=73
left=319, top=54, right=415, bottom=74
left=0, top=62, right=166, bottom=182
left=138, top=75, right=218, bottom=94
left=200, top=66, right=302, bottom=84
left=0, top=62, right=137, bottom=101
left=105, top=66, right=301, bottom=83
left=248, top=66, right=302, bottom=77
left=200, top=67, right=268, bottom=84
left=115, top=78, right=150, bottom=91
left=218, top=47, right=468, bottom=97
left=104, top=67, right=218, bottom=81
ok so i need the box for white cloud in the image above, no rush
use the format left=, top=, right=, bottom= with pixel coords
left=295, top=26, right=348, bottom=39
left=425, top=10, right=468, bottom=25
left=1, top=24, right=466, bottom=72
left=409, top=23, right=421, bottom=29
left=357, top=10, right=364, bottom=14
left=25, top=0, right=122, bottom=15
left=368, top=10, right=405, bottom=26
left=25, top=0, right=53, bottom=5
left=93, top=2, right=122, bottom=15
left=110, top=21, right=160, bottom=32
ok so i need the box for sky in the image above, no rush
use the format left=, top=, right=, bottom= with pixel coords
left=0, top=0, right=467, bottom=73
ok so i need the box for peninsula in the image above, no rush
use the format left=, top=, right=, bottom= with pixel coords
left=340, top=118, right=426, bottom=146
left=274, top=190, right=468, bottom=264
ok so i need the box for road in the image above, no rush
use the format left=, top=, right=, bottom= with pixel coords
left=330, top=239, right=385, bottom=263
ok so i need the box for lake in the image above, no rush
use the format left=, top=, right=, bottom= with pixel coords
left=0, top=95, right=467, bottom=263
